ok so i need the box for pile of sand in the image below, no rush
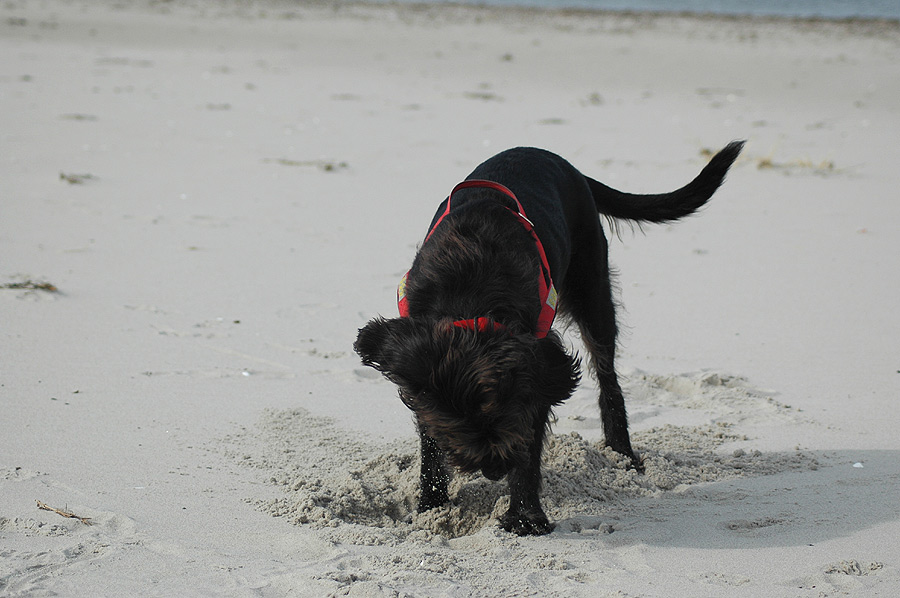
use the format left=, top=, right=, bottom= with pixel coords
left=225, top=371, right=818, bottom=544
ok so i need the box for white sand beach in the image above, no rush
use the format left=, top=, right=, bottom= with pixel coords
left=2, top=1, right=899, bottom=596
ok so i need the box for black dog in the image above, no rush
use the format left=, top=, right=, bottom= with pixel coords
left=354, top=141, right=743, bottom=535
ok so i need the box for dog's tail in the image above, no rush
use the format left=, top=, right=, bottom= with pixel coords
left=588, top=140, right=744, bottom=224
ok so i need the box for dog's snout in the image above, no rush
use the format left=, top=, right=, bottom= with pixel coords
left=482, top=463, right=507, bottom=481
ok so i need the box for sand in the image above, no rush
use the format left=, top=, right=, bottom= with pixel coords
left=2, top=1, right=899, bottom=596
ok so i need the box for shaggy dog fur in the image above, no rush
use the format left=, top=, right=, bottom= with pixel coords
left=354, top=141, right=744, bottom=535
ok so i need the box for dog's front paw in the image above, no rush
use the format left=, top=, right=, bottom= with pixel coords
left=629, top=454, right=645, bottom=473
left=500, top=508, right=554, bottom=536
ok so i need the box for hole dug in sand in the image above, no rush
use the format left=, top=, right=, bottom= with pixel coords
left=230, top=399, right=817, bottom=543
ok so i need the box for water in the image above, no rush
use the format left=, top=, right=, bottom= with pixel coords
left=385, top=0, right=900, bottom=20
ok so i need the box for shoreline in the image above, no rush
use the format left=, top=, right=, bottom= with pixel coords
left=105, top=0, right=900, bottom=34
left=366, top=0, right=900, bottom=25
left=276, top=0, right=900, bottom=31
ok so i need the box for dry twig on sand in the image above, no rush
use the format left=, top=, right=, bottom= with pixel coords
left=59, top=172, right=96, bottom=184
left=36, top=500, right=93, bottom=525
left=262, top=157, right=348, bottom=171
left=1, top=280, right=59, bottom=293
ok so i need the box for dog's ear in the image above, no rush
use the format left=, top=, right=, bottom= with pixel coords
left=534, top=334, right=581, bottom=406
left=354, top=317, right=431, bottom=394
left=354, top=317, right=401, bottom=372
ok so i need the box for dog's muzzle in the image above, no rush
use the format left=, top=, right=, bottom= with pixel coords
left=481, top=463, right=507, bottom=481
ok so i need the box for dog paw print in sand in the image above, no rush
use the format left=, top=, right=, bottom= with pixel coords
left=0, top=492, right=140, bottom=596
left=787, top=560, right=894, bottom=595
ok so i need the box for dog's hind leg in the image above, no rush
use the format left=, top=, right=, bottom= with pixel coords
left=417, top=421, right=450, bottom=511
left=561, top=234, right=641, bottom=468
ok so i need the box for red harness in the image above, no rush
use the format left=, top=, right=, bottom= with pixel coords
left=397, top=180, right=558, bottom=338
